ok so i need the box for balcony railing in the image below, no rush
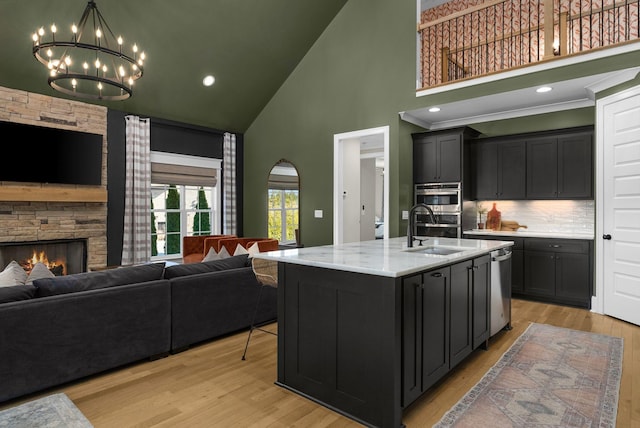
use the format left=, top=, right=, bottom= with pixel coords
left=418, top=0, right=640, bottom=90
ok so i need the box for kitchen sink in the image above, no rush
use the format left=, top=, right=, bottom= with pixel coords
left=404, top=246, right=466, bottom=255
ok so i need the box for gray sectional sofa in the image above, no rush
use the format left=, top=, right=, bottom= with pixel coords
left=0, top=254, right=276, bottom=404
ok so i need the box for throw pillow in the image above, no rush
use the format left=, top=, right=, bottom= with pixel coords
left=202, top=246, right=221, bottom=262
left=247, top=242, right=261, bottom=257
left=233, top=244, right=250, bottom=256
left=0, top=261, right=28, bottom=287
left=217, top=246, right=232, bottom=259
left=25, top=262, right=56, bottom=285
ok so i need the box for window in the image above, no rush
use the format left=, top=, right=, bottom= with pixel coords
left=268, top=188, right=299, bottom=244
left=150, top=152, right=221, bottom=259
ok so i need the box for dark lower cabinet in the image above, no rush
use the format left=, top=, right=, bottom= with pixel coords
left=463, top=234, right=592, bottom=308
left=523, top=238, right=592, bottom=307
left=401, top=256, right=490, bottom=408
left=511, top=248, right=524, bottom=293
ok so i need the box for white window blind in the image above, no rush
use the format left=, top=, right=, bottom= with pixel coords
left=150, top=151, right=221, bottom=186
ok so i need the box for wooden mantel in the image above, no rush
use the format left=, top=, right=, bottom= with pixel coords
left=0, top=185, right=107, bottom=202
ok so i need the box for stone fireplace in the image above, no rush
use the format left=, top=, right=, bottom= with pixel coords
left=0, top=86, right=108, bottom=270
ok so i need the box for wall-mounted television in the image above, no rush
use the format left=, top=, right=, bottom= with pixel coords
left=0, top=121, right=103, bottom=186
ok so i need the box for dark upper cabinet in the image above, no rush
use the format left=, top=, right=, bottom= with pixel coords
left=468, top=126, right=593, bottom=201
left=413, top=127, right=479, bottom=183
left=414, top=133, right=461, bottom=183
left=473, top=139, right=526, bottom=200
left=527, top=130, right=593, bottom=199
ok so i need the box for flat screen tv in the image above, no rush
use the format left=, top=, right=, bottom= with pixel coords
left=0, top=121, right=103, bottom=186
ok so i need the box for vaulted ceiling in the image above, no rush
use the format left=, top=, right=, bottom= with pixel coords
left=0, top=0, right=348, bottom=133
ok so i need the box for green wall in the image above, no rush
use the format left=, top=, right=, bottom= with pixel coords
left=243, top=0, right=640, bottom=247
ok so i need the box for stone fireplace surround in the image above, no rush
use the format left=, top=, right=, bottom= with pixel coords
left=0, top=86, right=108, bottom=270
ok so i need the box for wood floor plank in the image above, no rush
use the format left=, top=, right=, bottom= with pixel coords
left=0, top=299, right=637, bottom=427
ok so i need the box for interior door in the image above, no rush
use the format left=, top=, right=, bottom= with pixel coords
left=602, top=88, right=640, bottom=326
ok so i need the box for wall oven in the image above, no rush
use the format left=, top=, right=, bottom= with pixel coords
left=414, top=182, right=462, bottom=238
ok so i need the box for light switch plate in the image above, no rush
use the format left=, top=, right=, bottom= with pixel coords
left=402, top=210, right=409, bottom=220
left=314, top=210, right=323, bottom=218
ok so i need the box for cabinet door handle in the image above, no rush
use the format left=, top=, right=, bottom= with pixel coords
left=603, top=234, right=612, bottom=240
left=431, top=272, right=443, bottom=277
left=549, top=244, right=561, bottom=248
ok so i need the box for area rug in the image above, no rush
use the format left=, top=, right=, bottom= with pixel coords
left=0, top=393, right=93, bottom=428
left=434, top=323, right=623, bottom=428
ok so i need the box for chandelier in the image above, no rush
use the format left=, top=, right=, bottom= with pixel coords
left=31, top=1, right=145, bottom=101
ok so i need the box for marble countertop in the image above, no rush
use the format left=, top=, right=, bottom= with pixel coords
left=463, top=229, right=595, bottom=240
left=254, top=236, right=513, bottom=278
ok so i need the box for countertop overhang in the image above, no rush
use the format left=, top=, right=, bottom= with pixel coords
left=254, top=236, right=513, bottom=278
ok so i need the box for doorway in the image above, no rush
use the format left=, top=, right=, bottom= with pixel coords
left=595, top=85, right=640, bottom=326
left=333, top=126, right=390, bottom=244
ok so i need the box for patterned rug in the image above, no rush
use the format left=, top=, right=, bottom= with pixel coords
left=0, top=393, right=93, bottom=428
left=434, top=323, right=623, bottom=428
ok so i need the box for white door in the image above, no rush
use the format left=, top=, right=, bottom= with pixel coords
left=600, top=88, right=640, bottom=326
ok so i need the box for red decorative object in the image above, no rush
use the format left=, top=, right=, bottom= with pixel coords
left=485, top=203, right=501, bottom=230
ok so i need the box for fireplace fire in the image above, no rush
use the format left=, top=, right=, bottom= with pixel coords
left=20, top=250, right=66, bottom=276
left=0, top=239, right=87, bottom=276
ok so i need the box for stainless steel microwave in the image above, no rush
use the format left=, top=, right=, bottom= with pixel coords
left=414, top=182, right=461, bottom=213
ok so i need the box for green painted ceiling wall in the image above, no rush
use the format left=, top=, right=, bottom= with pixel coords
left=243, top=0, right=640, bottom=247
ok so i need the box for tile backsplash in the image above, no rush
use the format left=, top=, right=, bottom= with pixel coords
left=475, top=200, right=595, bottom=234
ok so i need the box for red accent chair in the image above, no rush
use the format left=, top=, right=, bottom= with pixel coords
left=182, top=234, right=236, bottom=264
left=212, top=237, right=280, bottom=256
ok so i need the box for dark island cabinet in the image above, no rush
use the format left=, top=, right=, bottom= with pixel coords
left=473, top=139, right=526, bottom=200
left=401, top=255, right=490, bottom=407
left=413, top=127, right=479, bottom=183
left=526, top=130, right=593, bottom=199
left=471, top=254, right=491, bottom=349
left=402, top=267, right=450, bottom=406
left=463, top=235, right=524, bottom=294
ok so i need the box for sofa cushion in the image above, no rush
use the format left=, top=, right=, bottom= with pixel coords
left=163, top=254, right=249, bottom=279
left=33, top=262, right=166, bottom=297
left=0, top=260, right=28, bottom=287
left=0, top=284, right=36, bottom=303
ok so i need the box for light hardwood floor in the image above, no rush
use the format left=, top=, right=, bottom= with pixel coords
left=2, top=299, right=638, bottom=427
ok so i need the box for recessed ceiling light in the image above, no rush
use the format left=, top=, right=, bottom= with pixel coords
left=536, top=86, right=552, bottom=93
left=203, top=75, right=215, bottom=87
left=428, top=107, right=441, bottom=112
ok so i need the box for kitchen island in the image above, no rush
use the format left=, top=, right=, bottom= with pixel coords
left=255, top=236, right=513, bottom=428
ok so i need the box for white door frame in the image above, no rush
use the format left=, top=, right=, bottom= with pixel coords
left=334, top=126, right=390, bottom=244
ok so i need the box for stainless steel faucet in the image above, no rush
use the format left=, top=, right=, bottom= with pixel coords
left=407, top=203, right=437, bottom=247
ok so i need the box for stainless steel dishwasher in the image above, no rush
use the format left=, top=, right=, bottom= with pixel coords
left=490, top=247, right=512, bottom=336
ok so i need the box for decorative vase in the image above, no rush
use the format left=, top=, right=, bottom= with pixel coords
left=486, top=203, right=501, bottom=230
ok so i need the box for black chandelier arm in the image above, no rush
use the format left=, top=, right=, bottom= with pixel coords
left=48, top=73, right=132, bottom=101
